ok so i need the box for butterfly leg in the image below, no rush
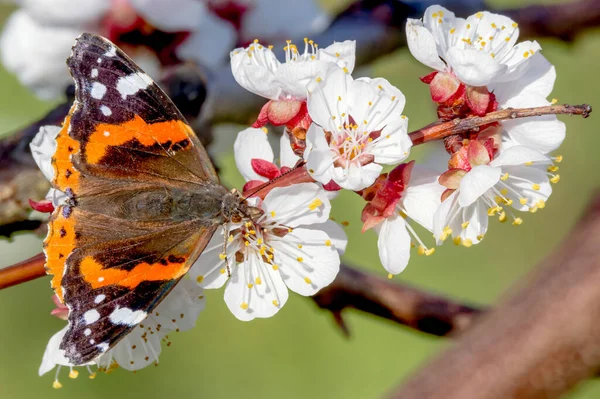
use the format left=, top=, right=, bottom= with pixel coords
left=222, top=223, right=231, bottom=277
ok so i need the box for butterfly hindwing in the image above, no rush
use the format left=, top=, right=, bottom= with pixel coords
left=43, top=33, right=228, bottom=365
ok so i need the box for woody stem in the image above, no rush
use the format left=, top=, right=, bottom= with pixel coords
left=409, top=103, right=592, bottom=145
left=0, top=253, right=46, bottom=289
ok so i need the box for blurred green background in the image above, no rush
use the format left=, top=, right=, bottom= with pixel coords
left=1, top=0, right=599, bottom=398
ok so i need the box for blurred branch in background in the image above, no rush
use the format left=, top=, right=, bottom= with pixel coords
left=391, top=192, right=600, bottom=399
left=314, top=264, right=484, bottom=337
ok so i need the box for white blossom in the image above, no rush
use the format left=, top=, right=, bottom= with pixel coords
left=189, top=183, right=346, bottom=321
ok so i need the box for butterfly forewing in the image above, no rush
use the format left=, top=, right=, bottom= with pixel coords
left=44, top=33, right=227, bottom=364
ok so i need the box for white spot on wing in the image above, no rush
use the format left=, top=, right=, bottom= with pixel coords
left=100, top=105, right=112, bottom=116
left=116, top=73, right=153, bottom=99
left=105, top=46, right=117, bottom=57
left=97, top=57, right=102, bottom=64
left=90, top=82, right=106, bottom=99
left=103, top=131, right=110, bottom=137
left=98, top=276, right=105, bottom=282
left=84, top=328, right=91, bottom=336
left=97, top=342, right=110, bottom=352
left=94, top=294, right=106, bottom=304
left=91, top=68, right=98, bottom=78
left=109, top=307, right=148, bottom=326
left=83, top=309, right=100, bottom=324
left=90, top=339, right=95, bottom=344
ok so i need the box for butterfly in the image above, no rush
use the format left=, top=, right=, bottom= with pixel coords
left=43, top=33, right=256, bottom=365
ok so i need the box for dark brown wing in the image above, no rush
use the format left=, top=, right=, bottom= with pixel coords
left=44, top=33, right=224, bottom=365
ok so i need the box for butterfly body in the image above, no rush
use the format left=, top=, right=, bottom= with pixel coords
left=43, top=33, right=252, bottom=365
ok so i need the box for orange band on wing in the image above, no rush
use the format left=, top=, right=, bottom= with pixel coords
left=80, top=255, right=188, bottom=290
left=44, top=206, right=77, bottom=302
left=52, top=114, right=81, bottom=193
left=85, top=116, right=193, bottom=165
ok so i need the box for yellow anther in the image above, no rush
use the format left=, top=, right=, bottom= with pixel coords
left=268, top=45, right=273, bottom=50
left=500, top=172, right=509, bottom=181
left=378, top=85, right=383, bottom=90
left=89, top=372, right=97, bottom=380
left=523, top=51, right=530, bottom=58
left=513, top=218, right=523, bottom=225
left=498, top=212, right=507, bottom=223
left=432, top=12, right=438, bottom=17
left=519, top=198, right=528, bottom=205
left=500, top=188, right=508, bottom=195
left=551, top=98, right=558, bottom=105
left=220, top=268, right=226, bottom=274
left=505, top=37, right=510, bottom=42
left=341, top=221, right=350, bottom=227
left=476, top=234, right=485, bottom=241
left=304, top=277, right=312, bottom=284
left=548, top=165, right=559, bottom=172
left=297, top=244, right=303, bottom=249
left=196, top=276, right=204, bottom=283
left=453, top=236, right=462, bottom=246
left=53, top=381, right=63, bottom=389
left=439, top=10, right=444, bottom=16
left=297, top=257, right=304, bottom=262
left=417, top=245, right=426, bottom=255
left=425, top=248, right=435, bottom=256
left=257, top=238, right=263, bottom=245
left=272, top=265, right=279, bottom=271
left=476, top=12, right=483, bottom=18
left=529, top=206, right=538, bottom=213
left=343, top=67, right=349, bottom=73
left=255, top=277, right=262, bottom=285
left=551, top=175, right=561, bottom=184
left=462, top=239, right=473, bottom=248
left=228, top=234, right=234, bottom=243
left=316, top=77, right=322, bottom=82
left=488, top=206, right=502, bottom=216
left=325, top=240, right=332, bottom=247
left=532, top=184, right=540, bottom=191
left=308, top=198, right=323, bottom=210
left=388, top=273, right=393, bottom=279
left=245, top=241, right=250, bottom=247
left=450, top=28, right=456, bottom=34
left=270, top=211, right=276, bottom=217
left=536, top=200, right=546, bottom=209
left=253, top=39, right=259, bottom=43
left=491, top=52, right=495, bottom=58
left=466, top=24, right=471, bottom=29
left=438, top=18, right=442, bottom=23
left=491, top=23, right=497, bottom=28
left=461, top=221, right=470, bottom=229
left=240, top=302, right=249, bottom=310
left=505, top=199, right=513, bottom=206
left=69, top=369, right=79, bottom=379
left=247, top=283, right=253, bottom=289
left=335, top=52, right=340, bottom=57
left=219, top=253, right=227, bottom=260
left=272, top=300, right=279, bottom=307
left=512, top=22, right=518, bottom=28
left=555, top=155, right=563, bottom=163
left=524, top=161, right=533, bottom=166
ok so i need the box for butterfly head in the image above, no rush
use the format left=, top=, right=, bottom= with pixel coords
left=222, top=189, right=262, bottom=224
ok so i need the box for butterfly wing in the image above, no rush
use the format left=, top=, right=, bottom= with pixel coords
left=44, top=33, right=225, bottom=365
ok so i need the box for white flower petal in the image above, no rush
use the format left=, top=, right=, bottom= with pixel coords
left=0, top=10, right=79, bottom=99
left=303, top=220, right=348, bottom=255
left=275, top=59, right=332, bottom=99
left=376, top=215, right=411, bottom=275
left=234, top=127, right=274, bottom=182
left=501, top=166, right=552, bottom=212
left=458, top=165, right=502, bottom=207
left=304, top=124, right=334, bottom=183
left=490, top=52, right=555, bottom=103
left=500, top=93, right=565, bottom=154
left=39, top=326, right=72, bottom=376
left=306, top=66, right=351, bottom=130
left=446, top=47, right=507, bottom=86
left=457, top=200, right=489, bottom=244
left=262, top=183, right=330, bottom=227
left=30, top=125, right=60, bottom=182
left=490, top=145, right=551, bottom=168
left=330, top=162, right=382, bottom=191
left=319, top=40, right=356, bottom=74
left=189, top=227, right=239, bottom=289
left=279, top=131, right=301, bottom=168
left=230, top=45, right=282, bottom=100
left=224, top=255, right=289, bottom=321
left=401, top=167, right=445, bottom=231
left=406, top=18, right=447, bottom=72
left=45, top=188, right=69, bottom=207
left=272, top=228, right=340, bottom=296
left=433, top=190, right=458, bottom=243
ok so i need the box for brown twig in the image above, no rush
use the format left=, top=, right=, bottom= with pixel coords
left=0, top=253, right=46, bottom=290
left=391, top=191, right=600, bottom=399
left=409, top=103, right=592, bottom=145
left=313, top=264, right=484, bottom=337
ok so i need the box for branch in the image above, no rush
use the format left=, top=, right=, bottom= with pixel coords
left=391, top=191, right=600, bottom=399
left=0, top=253, right=46, bottom=290
left=409, top=104, right=592, bottom=145
left=313, top=264, right=484, bottom=337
